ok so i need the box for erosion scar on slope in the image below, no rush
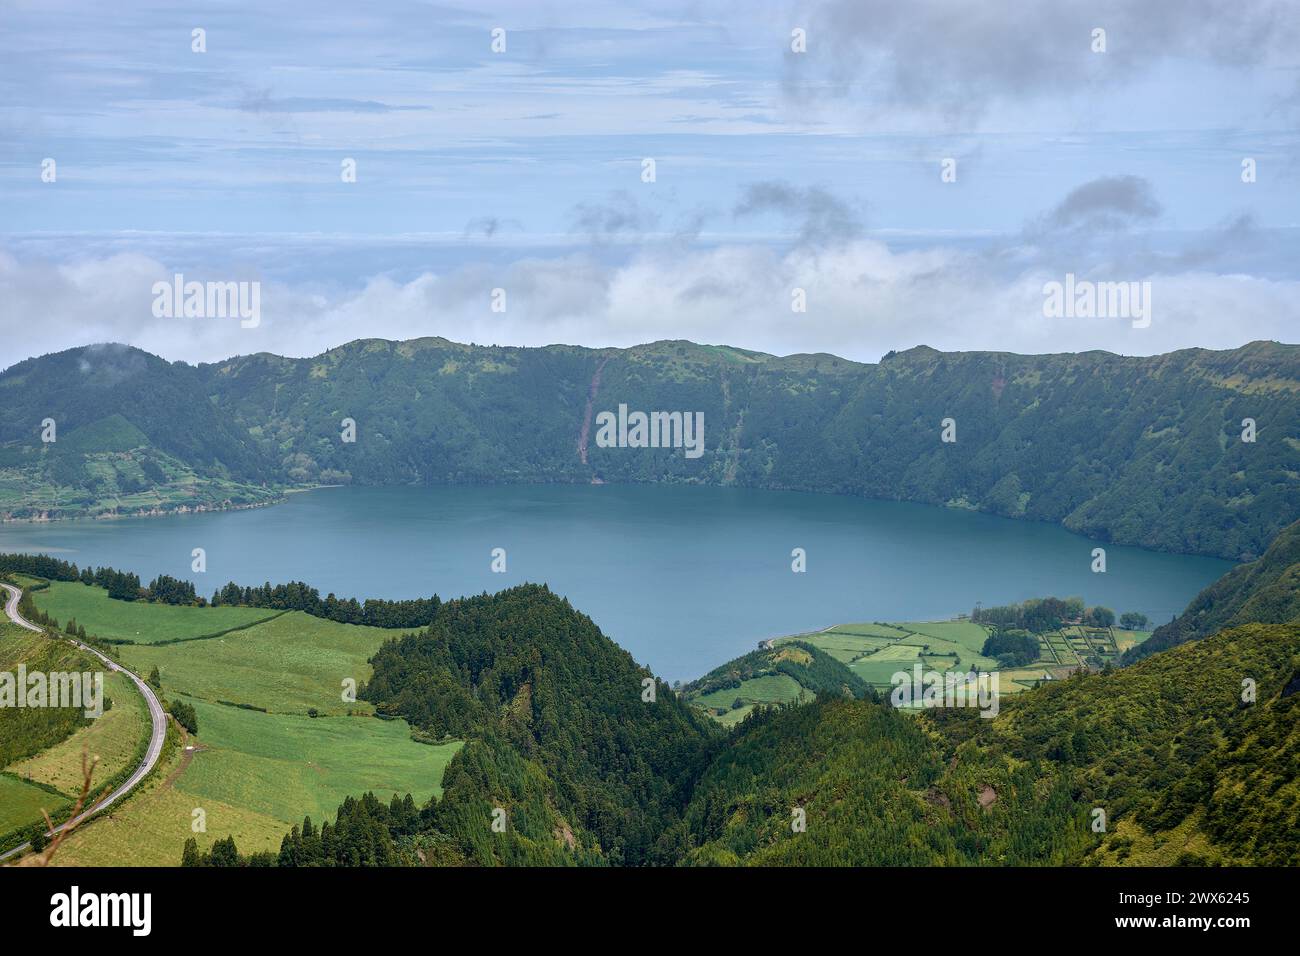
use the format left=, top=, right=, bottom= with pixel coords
left=577, top=357, right=611, bottom=466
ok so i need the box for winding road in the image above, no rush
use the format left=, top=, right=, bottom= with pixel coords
left=0, top=581, right=167, bottom=861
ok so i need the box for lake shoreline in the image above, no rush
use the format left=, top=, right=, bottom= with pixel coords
left=0, top=477, right=1249, bottom=564
left=0, top=483, right=1233, bottom=682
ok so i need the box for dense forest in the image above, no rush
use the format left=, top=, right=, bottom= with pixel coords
left=359, top=584, right=720, bottom=865
left=1124, top=517, right=1300, bottom=663
left=187, top=612, right=1300, bottom=867
left=3, top=337, right=1296, bottom=560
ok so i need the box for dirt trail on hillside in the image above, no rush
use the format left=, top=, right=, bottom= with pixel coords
left=577, top=357, right=611, bottom=466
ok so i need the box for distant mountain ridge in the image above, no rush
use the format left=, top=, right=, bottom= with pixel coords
left=2, top=337, right=1297, bottom=560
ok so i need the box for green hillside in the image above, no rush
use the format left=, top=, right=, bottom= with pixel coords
left=359, top=584, right=720, bottom=865
left=681, top=620, right=1300, bottom=866
left=1124, top=517, right=1300, bottom=664
left=3, top=337, right=1297, bottom=559
left=683, top=640, right=871, bottom=725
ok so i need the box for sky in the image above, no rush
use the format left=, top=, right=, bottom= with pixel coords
left=1, top=0, right=1298, bottom=367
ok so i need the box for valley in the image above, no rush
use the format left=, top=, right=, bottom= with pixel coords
left=1, top=515, right=1296, bottom=867
left=3, top=338, right=1297, bottom=562
left=0, top=338, right=1294, bottom=869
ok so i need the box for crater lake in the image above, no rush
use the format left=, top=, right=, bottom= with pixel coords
left=0, top=484, right=1232, bottom=681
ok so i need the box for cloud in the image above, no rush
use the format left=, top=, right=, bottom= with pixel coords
left=3, top=224, right=1297, bottom=373
left=1035, top=175, right=1163, bottom=234
left=733, top=181, right=863, bottom=246
left=570, top=192, right=660, bottom=242
left=786, top=0, right=1300, bottom=122
left=464, top=216, right=524, bottom=239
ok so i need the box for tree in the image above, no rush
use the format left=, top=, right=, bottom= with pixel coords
left=28, top=823, right=48, bottom=852
left=208, top=836, right=240, bottom=867
left=1119, top=611, right=1149, bottom=630
left=1085, top=606, right=1116, bottom=628
left=169, top=699, right=199, bottom=735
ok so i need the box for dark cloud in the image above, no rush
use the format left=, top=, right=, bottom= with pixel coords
left=464, top=216, right=523, bottom=239
left=786, top=0, right=1299, bottom=121
left=570, top=192, right=659, bottom=242
left=733, top=181, right=863, bottom=246
left=1042, top=175, right=1162, bottom=233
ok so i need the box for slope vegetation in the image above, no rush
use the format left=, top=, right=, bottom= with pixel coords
left=3, top=338, right=1296, bottom=559
left=1124, top=517, right=1300, bottom=663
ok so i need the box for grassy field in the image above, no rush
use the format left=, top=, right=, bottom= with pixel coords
left=51, top=702, right=462, bottom=866
left=694, top=673, right=810, bottom=727
left=33, top=580, right=279, bottom=644
left=0, top=620, right=109, bottom=798
left=6, top=671, right=147, bottom=795
left=894, top=620, right=991, bottom=651
left=7, top=581, right=462, bottom=865
left=119, top=611, right=395, bottom=716
left=0, top=773, right=68, bottom=835
left=775, top=617, right=1154, bottom=697
left=176, top=697, right=461, bottom=823
left=49, top=726, right=292, bottom=866
left=0, top=620, right=97, bottom=842
left=793, top=632, right=895, bottom=662
left=0, top=623, right=153, bottom=843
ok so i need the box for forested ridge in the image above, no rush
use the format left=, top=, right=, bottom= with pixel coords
left=188, top=611, right=1300, bottom=867
left=358, top=584, right=720, bottom=865
left=1123, top=517, right=1300, bottom=663
left=3, top=337, right=1296, bottom=559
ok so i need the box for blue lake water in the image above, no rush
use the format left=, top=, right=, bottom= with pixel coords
left=0, top=484, right=1232, bottom=681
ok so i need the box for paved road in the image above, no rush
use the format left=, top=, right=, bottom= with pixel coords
left=0, top=581, right=168, bottom=861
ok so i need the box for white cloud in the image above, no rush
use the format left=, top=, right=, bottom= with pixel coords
left=3, top=237, right=1295, bottom=369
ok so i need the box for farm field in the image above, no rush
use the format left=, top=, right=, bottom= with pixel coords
left=0, top=617, right=115, bottom=834
left=176, top=696, right=460, bottom=824
left=48, top=726, right=291, bottom=866
left=7, top=579, right=461, bottom=865
left=694, top=673, right=810, bottom=726
left=118, top=611, right=395, bottom=716
left=51, top=697, right=462, bottom=867
left=790, top=632, right=895, bottom=663
left=0, top=773, right=68, bottom=835
left=6, top=671, right=147, bottom=794
left=33, top=580, right=279, bottom=644
left=777, top=617, right=1153, bottom=697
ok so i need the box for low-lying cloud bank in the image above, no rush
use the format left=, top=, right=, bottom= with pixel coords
left=3, top=234, right=1295, bottom=367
